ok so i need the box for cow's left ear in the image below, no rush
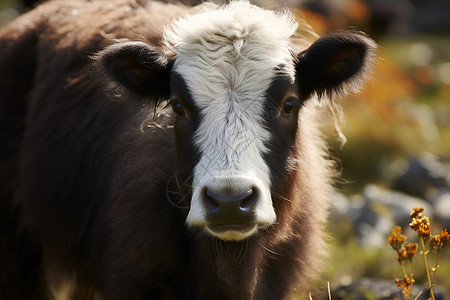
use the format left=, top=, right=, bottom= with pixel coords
left=94, top=41, right=173, bottom=100
left=295, top=31, right=378, bottom=101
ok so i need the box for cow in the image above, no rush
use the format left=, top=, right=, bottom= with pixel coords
left=0, top=0, right=378, bottom=299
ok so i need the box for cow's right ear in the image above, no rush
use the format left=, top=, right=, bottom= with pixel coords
left=94, top=41, right=173, bottom=100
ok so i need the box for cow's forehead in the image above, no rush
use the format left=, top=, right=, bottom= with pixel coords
left=164, top=1, right=297, bottom=106
left=163, top=1, right=298, bottom=54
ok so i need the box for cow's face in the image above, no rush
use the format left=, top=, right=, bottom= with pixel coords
left=96, top=2, right=377, bottom=241
left=170, top=70, right=303, bottom=240
left=164, top=3, right=299, bottom=241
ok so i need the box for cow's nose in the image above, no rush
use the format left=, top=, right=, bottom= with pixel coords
left=203, top=187, right=256, bottom=224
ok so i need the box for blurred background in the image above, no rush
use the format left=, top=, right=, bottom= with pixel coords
left=1, top=0, right=449, bottom=299
left=290, top=1, right=450, bottom=298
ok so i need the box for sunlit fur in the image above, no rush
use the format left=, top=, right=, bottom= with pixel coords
left=164, top=2, right=298, bottom=234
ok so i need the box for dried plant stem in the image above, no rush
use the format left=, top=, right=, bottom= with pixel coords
left=327, top=282, right=331, bottom=300
left=409, top=259, right=414, bottom=282
left=420, top=236, right=435, bottom=300
left=400, top=263, right=413, bottom=300
left=400, top=263, right=408, bottom=279
left=431, top=251, right=440, bottom=289
left=409, top=260, right=414, bottom=300
left=414, top=290, right=423, bottom=300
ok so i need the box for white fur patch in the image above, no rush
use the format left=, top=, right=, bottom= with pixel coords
left=163, top=1, right=298, bottom=230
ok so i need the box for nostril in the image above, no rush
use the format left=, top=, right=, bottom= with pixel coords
left=204, top=189, right=220, bottom=214
left=239, top=187, right=257, bottom=212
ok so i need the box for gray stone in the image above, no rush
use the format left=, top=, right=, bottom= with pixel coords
left=364, top=184, right=432, bottom=228
left=344, top=185, right=431, bottom=247
left=392, top=155, right=449, bottom=199
left=433, top=191, right=450, bottom=229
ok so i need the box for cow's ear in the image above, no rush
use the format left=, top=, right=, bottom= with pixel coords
left=295, top=31, right=378, bottom=101
left=94, top=41, right=173, bottom=100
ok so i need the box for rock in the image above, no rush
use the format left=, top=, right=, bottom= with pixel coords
left=392, top=155, right=449, bottom=200
left=364, top=184, right=432, bottom=228
left=330, top=192, right=351, bottom=216
left=364, top=0, right=414, bottom=35
left=433, top=191, right=450, bottom=229
left=346, top=195, right=365, bottom=224
left=328, top=192, right=354, bottom=230
left=346, top=185, right=431, bottom=247
left=329, top=278, right=446, bottom=300
left=410, top=0, right=450, bottom=33
left=356, top=219, right=393, bottom=248
left=330, top=180, right=447, bottom=248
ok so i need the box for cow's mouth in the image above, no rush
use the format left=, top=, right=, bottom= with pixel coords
left=206, top=223, right=257, bottom=241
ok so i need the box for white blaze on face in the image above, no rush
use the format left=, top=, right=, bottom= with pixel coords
left=164, top=1, right=298, bottom=232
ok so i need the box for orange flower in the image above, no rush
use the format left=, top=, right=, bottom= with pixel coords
left=389, top=226, right=406, bottom=251
left=395, top=277, right=414, bottom=295
left=405, top=243, right=418, bottom=259
left=410, top=206, right=424, bottom=219
left=429, top=229, right=450, bottom=252
left=440, top=228, right=450, bottom=246
left=409, top=212, right=431, bottom=237
left=397, top=246, right=408, bottom=263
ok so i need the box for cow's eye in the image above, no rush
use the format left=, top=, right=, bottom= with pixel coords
left=170, top=98, right=185, bottom=116
left=281, top=97, right=299, bottom=115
